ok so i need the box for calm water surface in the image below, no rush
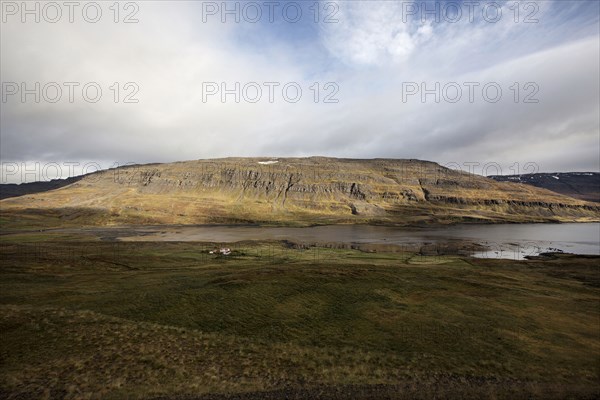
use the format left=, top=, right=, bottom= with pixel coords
left=112, top=223, right=599, bottom=260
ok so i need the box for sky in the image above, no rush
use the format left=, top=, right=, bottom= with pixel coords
left=1, top=0, right=599, bottom=183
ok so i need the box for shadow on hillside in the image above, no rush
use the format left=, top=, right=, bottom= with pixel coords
left=0, top=176, right=84, bottom=200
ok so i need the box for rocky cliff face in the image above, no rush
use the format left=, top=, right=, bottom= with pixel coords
left=1, top=158, right=598, bottom=226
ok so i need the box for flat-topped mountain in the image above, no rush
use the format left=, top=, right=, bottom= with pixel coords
left=1, top=158, right=598, bottom=227
left=489, top=172, right=600, bottom=203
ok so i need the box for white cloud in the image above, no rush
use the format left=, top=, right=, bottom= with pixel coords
left=321, top=1, right=435, bottom=65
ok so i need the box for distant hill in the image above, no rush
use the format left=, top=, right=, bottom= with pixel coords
left=1, top=158, right=598, bottom=228
left=489, top=173, right=600, bottom=203
left=0, top=176, right=83, bottom=200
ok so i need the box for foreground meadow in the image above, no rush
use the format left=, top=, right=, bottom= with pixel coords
left=0, top=233, right=598, bottom=399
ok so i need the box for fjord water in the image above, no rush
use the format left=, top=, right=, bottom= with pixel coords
left=115, top=223, right=600, bottom=260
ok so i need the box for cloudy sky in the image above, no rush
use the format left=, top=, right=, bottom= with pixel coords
left=1, top=0, right=599, bottom=182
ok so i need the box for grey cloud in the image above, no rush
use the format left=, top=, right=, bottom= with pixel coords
left=1, top=1, right=598, bottom=183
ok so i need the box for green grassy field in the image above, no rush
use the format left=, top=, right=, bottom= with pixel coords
left=0, top=235, right=599, bottom=399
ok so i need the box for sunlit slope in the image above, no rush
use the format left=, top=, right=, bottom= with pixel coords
left=1, top=158, right=598, bottom=226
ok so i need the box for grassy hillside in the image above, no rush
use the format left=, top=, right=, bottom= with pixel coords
left=1, top=158, right=598, bottom=228
left=0, top=234, right=598, bottom=399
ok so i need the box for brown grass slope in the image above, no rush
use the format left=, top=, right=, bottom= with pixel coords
left=1, top=158, right=598, bottom=227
